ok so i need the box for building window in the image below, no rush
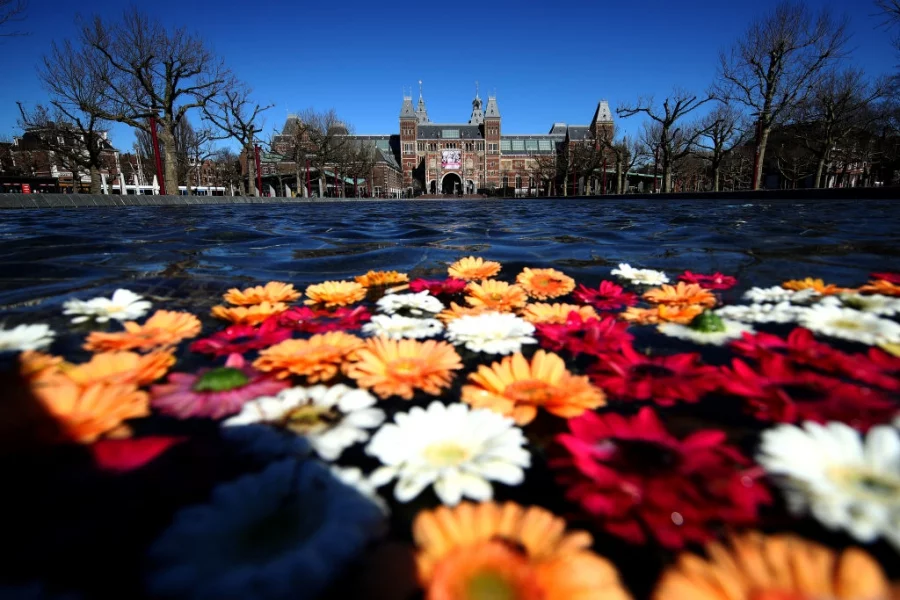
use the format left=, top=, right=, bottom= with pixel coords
left=515, top=175, right=522, bottom=189
left=529, top=176, right=535, bottom=188
left=477, top=142, right=484, bottom=151
left=417, top=142, right=424, bottom=151
left=404, top=143, right=413, bottom=152
left=502, top=176, right=509, bottom=188
left=488, top=143, right=498, bottom=153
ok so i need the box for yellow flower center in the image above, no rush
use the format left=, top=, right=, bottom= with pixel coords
left=280, top=404, right=339, bottom=434
left=490, top=293, right=504, bottom=301
left=423, top=441, right=471, bottom=467
left=504, top=379, right=556, bottom=405
left=831, top=319, right=863, bottom=330
left=827, top=466, right=900, bottom=502
left=389, top=357, right=424, bottom=376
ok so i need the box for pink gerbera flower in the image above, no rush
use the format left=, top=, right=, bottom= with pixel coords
left=190, top=317, right=292, bottom=357
left=277, top=306, right=371, bottom=333
left=535, top=312, right=633, bottom=358
left=572, top=280, right=638, bottom=311
left=150, top=354, right=289, bottom=419
left=408, top=277, right=468, bottom=296
left=677, top=271, right=737, bottom=290
left=870, top=271, right=900, bottom=284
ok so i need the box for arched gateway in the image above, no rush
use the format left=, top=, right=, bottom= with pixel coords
left=441, top=172, right=462, bottom=195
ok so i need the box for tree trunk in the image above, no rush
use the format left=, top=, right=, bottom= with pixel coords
left=158, top=126, right=179, bottom=195
left=614, top=159, right=623, bottom=194
left=89, top=165, right=102, bottom=194
left=712, top=165, right=721, bottom=192
left=754, top=128, right=772, bottom=190
left=295, top=166, right=304, bottom=198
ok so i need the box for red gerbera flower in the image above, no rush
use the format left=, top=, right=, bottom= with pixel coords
left=408, top=277, right=468, bottom=296
left=871, top=271, right=900, bottom=284
left=847, top=347, right=900, bottom=392
left=677, top=271, right=737, bottom=290
left=730, top=328, right=842, bottom=369
left=90, top=436, right=186, bottom=473
left=552, top=407, right=770, bottom=548
left=276, top=305, right=371, bottom=333
left=535, top=312, right=633, bottom=358
left=190, top=317, right=292, bottom=357
left=588, top=344, right=721, bottom=406
left=573, top=280, right=638, bottom=311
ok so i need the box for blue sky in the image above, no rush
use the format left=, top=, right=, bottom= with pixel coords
left=0, top=0, right=895, bottom=151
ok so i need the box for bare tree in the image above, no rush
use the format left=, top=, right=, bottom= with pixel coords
left=291, top=108, right=351, bottom=197
left=342, top=140, right=378, bottom=197
left=716, top=0, right=849, bottom=189
left=618, top=89, right=713, bottom=192
left=598, top=129, right=644, bottom=194
left=876, top=0, right=900, bottom=58
left=696, top=102, right=749, bottom=191
left=528, top=154, right=557, bottom=196
left=80, top=8, right=230, bottom=192
left=0, top=0, right=26, bottom=37
left=772, top=140, right=817, bottom=188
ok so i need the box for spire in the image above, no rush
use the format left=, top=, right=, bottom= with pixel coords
left=591, top=100, right=613, bottom=124
left=468, top=82, right=484, bottom=125
left=415, top=80, right=430, bottom=124
left=484, top=95, right=501, bottom=119
left=400, top=91, right=416, bottom=119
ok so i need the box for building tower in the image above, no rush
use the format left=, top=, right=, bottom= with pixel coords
left=399, top=91, right=418, bottom=190
left=415, top=80, right=430, bottom=124
left=468, top=83, right=484, bottom=125
left=484, top=95, right=501, bottom=189
left=589, top=100, right=614, bottom=141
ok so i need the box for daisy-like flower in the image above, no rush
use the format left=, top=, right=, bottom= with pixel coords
left=658, top=312, right=755, bottom=345
left=643, top=282, right=717, bottom=308
left=277, top=306, right=371, bottom=333
left=304, top=280, right=367, bottom=307
left=344, top=337, right=462, bottom=400
left=448, top=256, right=501, bottom=281
left=743, top=285, right=819, bottom=304
left=860, top=278, right=900, bottom=296
left=797, top=304, right=900, bottom=345
left=223, top=384, right=385, bottom=461
left=653, top=532, right=890, bottom=600
left=436, top=301, right=494, bottom=323
left=553, top=407, right=770, bottom=548
left=362, top=314, right=444, bottom=339
left=253, top=332, right=365, bottom=383
left=366, top=401, right=530, bottom=505
left=0, top=323, right=55, bottom=352
left=210, top=301, right=289, bottom=326
left=408, top=277, right=468, bottom=296
left=783, top=277, right=847, bottom=295
left=610, top=263, right=669, bottom=285
left=445, top=312, right=536, bottom=355
left=64, top=350, right=175, bottom=387
left=516, top=267, right=575, bottom=300
left=676, top=270, right=737, bottom=290
left=62, top=289, right=152, bottom=324
left=758, top=421, right=900, bottom=549
left=535, top=312, right=633, bottom=357
left=465, top=280, right=528, bottom=312
left=462, top=350, right=605, bottom=424
left=190, top=318, right=293, bottom=357
left=146, top=459, right=384, bottom=600
left=572, top=280, right=638, bottom=311
left=414, top=502, right=631, bottom=600
left=18, top=350, right=63, bottom=380
left=376, top=290, right=445, bottom=316
left=83, top=310, right=201, bottom=353
left=820, top=292, right=900, bottom=316
left=354, top=270, right=409, bottom=287
left=151, top=354, right=289, bottom=419
left=521, top=302, right=598, bottom=325
left=223, top=281, right=301, bottom=305
left=715, top=301, right=800, bottom=324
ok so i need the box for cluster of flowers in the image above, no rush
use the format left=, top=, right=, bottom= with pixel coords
left=0, top=260, right=898, bottom=599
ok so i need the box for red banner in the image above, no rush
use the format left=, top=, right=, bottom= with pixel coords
left=21, top=184, right=31, bottom=194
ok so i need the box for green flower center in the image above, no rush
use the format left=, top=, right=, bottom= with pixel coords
left=468, top=572, right=517, bottom=600
left=279, top=405, right=340, bottom=434
left=827, top=466, right=900, bottom=502
left=689, top=311, right=726, bottom=333
left=193, top=367, right=250, bottom=392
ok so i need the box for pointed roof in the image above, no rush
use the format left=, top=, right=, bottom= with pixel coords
left=400, top=95, right=416, bottom=119
left=591, top=100, right=613, bottom=124
left=416, top=94, right=430, bottom=124
left=468, top=94, right=484, bottom=125
left=485, top=95, right=500, bottom=119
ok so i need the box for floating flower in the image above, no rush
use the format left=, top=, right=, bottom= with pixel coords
left=535, top=313, right=633, bottom=357
left=715, top=301, right=800, bottom=323
left=366, top=401, right=530, bottom=505
left=465, top=280, right=528, bottom=312
left=64, top=350, right=175, bottom=387
left=414, top=502, right=631, bottom=600
left=436, top=301, right=494, bottom=323
left=821, top=292, right=900, bottom=316
left=223, top=384, right=385, bottom=461
left=90, top=436, right=186, bottom=473
left=0, top=323, right=55, bottom=352
left=408, top=277, right=468, bottom=296
left=742, top=285, right=819, bottom=304
left=521, top=302, right=598, bottom=325
left=448, top=256, right=501, bottom=281
left=758, top=421, right=900, bottom=550
left=657, top=312, right=754, bottom=345
left=62, top=288, right=152, bottom=323
left=871, top=271, right=900, bottom=284
left=553, top=407, right=770, bottom=548
left=782, top=277, right=847, bottom=295
left=572, top=280, right=638, bottom=310
left=461, top=350, right=605, bottom=424
left=329, top=465, right=389, bottom=515
left=588, top=344, right=721, bottom=406
left=653, top=532, right=890, bottom=600
left=151, top=354, right=288, bottom=419
left=610, top=263, right=669, bottom=285
left=859, top=278, right=900, bottom=296
left=621, top=304, right=705, bottom=325
left=619, top=307, right=661, bottom=325
left=516, top=267, right=575, bottom=299
left=190, top=317, right=293, bottom=357
left=797, top=304, right=900, bottom=345
left=304, top=280, right=367, bottom=307
left=445, top=312, right=536, bottom=355
left=18, top=350, right=63, bottom=380
left=253, top=332, right=365, bottom=383
left=354, top=270, right=409, bottom=287
left=146, top=459, right=384, bottom=600
left=210, top=301, right=288, bottom=326
left=83, top=310, right=201, bottom=352
left=376, top=290, right=444, bottom=316
left=223, top=281, right=301, bottom=305
left=643, top=282, right=717, bottom=308
left=277, top=306, right=371, bottom=333
left=362, top=314, right=444, bottom=339
left=676, top=270, right=737, bottom=290
left=344, top=337, right=462, bottom=400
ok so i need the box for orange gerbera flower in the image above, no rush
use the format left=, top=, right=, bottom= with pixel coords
left=304, top=280, right=367, bottom=307
left=516, top=267, right=575, bottom=300
left=620, top=307, right=661, bottom=325
left=84, top=310, right=201, bottom=353
left=448, top=256, right=502, bottom=281
left=653, top=532, right=889, bottom=600
left=859, top=279, right=900, bottom=296
left=253, top=332, right=364, bottom=383
left=354, top=270, right=409, bottom=287
left=415, top=502, right=631, bottom=600
left=658, top=304, right=706, bottom=323
left=465, top=280, right=528, bottom=312
left=223, top=281, right=301, bottom=305
left=522, top=303, right=598, bottom=325
left=436, top=302, right=494, bottom=324
left=643, top=282, right=716, bottom=308
left=63, top=350, right=175, bottom=387
left=211, top=301, right=288, bottom=325
left=344, top=337, right=462, bottom=400
left=782, top=277, right=846, bottom=295
left=461, top=350, right=605, bottom=424
left=19, top=351, right=63, bottom=381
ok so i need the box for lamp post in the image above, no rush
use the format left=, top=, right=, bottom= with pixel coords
left=149, top=116, right=166, bottom=195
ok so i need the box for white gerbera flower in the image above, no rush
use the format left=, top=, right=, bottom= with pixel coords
left=366, top=401, right=530, bottom=506
left=657, top=318, right=754, bottom=345
left=819, top=293, right=900, bottom=317
left=0, top=323, right=55, bottom=352
left=223, top=384, right=385, bottom=461
left=797, top=304, right=900, bottom=345
left=758, top=421, right=900, bottom=549
left=610, top=263, right=669, bottom=285
left=361, top=314, right=443, bottom=339
left=742, top=286, right=819, bottom=304
left=445, top=312, right=537, bottom=355
left=63, top=288, right=152, bottom=324
left=329, top=465, right=390, bottom=515
left=376, top=291, right=444, bottom=317
left=715, top=302, right=800, bottom=324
